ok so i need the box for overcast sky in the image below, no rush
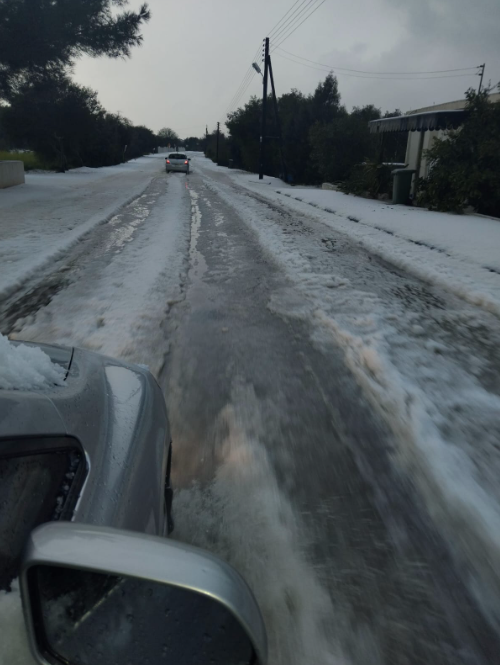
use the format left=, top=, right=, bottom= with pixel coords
left=74, top=0, right=500, bottom=136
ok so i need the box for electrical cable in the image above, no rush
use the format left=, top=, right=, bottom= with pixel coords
left=274, top=50, right=480, bottom=79
left=226, top=57, right=257, bottom=111
left=225, top=42, right=262, bottom=115
left=228, top=72, right=259, bottom=116
left=224, top=0, right=325, bottom=119
left=224, top=1, right=323, bottom=120
left=267, top=0, right=304, bottom=39
left=271, top=0, right=327, bottom=51
left=269, top=0, right=318, bottom=44
left=227, top=66, right=255, bottom=109
left=275, top=45, right=480, bottom=76
left=226, top=70, right=259, bottom=116
left=226, top=68, right=253, bottom=112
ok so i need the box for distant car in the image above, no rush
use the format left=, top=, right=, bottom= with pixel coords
left=165, top=152, right=190, bottom=174
left=0, top=340, right=173, bottom=593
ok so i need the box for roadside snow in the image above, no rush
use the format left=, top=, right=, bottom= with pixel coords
left=11, top=174, right=190, bottom=378
left=0, top=334, right=64, bottom=389
left=0, top=172, right=190, bottom=665
left=0, top=156, right=163, bottom=301
left=228, top=171, right=500, bottom=317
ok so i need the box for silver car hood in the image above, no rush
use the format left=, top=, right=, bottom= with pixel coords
left=0, top=342, right=170, bottom=537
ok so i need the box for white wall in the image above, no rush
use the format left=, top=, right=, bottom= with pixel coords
left=405, top=91, right=500, bottom=184
left=406, top=129, right=446, bottom=178
left=0, top=161, right=25, bottom=189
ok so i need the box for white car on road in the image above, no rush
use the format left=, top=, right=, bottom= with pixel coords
left=165, top=153, right=190, bottom=174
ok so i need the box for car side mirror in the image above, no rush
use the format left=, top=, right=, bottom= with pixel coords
left=188, top=158, right=191, bottom=161
left=21, top=523, right=267, bottom=665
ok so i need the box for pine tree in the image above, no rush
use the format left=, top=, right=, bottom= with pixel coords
left=0, top=0, right=150, bottom=99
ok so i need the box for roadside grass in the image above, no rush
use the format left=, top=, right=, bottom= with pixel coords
left=0, top=151, right=52, bottom=171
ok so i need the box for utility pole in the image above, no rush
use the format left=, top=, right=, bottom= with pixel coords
left=216, top=122, right=220, bottom=165
left=478, top=63, right=485, bottom=93
left=259, top=37, right=270, bottom=180
left=268, top=57, right=288, bottom=184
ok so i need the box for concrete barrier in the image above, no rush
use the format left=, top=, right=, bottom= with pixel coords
left=0, top=160, right=25, bottom=189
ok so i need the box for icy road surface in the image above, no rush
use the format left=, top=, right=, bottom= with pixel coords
left=2, top=153, right=500, bottom=665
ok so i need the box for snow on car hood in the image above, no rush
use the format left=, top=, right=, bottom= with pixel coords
left=0, top=334, right=65, bottom=390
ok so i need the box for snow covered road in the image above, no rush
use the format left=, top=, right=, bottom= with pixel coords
left=0, top=157, right=163, bottom=303
left=2, top=153, right=500, bottom=665
left=7, top=172, right=191, bottom=375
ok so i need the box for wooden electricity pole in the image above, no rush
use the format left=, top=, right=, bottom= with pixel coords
left=216, top=122, right=220, bottom=165
left=478, top=63, right=485, bottom=93
left=268, top=56, right=288, bottom=184
left=259, top=38, right=270, bottom=180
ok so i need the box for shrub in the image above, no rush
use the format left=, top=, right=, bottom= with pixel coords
left=418, top=88, right=500, bottom=217
left=0, top=150, right=50, bottom=170
left=340, top=161, right=393, bottom=198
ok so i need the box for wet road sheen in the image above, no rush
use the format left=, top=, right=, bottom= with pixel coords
left=163, top=165, right=499, bottom=665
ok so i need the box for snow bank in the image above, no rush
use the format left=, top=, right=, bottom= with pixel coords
left=0, top=334, right=64, bottom=390
left=279, top=188, right=500, bottom=270
left=230, top=172, right=500, bottom=317
left=0, top=155, right=164, bottom=301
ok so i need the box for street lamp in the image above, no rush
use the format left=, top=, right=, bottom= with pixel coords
left=252, top=62, right=263, bottom=76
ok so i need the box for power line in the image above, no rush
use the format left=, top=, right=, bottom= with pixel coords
left=267, top=0, right=303, bottom=39
left=224, top=0, right=326, bottom=119
left=226, top=68, right=254, bottom=112
left=174, top=125, right=207, bottom=132
left=234, top=72, right=259, bottom=107
left=227, top=67, right=256, bottom=112
left=274, top=50, right=481, bottom=79
left=269, top=0, right=318, bottom=44
left=228, top=75, right=256, bottom=116
left=226, top=71, right=251, bottom=113
left=226, top=57, right=258, bottom=111
left=225, top=43, right=262, bottom=115
left=227, top=70, right=259, bottom=116
left=271, top=0, right=327, bottom=51
left=275, top=45, right=481, bottom=76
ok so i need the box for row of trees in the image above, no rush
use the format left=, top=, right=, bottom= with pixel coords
left=223, top=74, right=406, bottom=187
left=206, top=74, right=499, bottom=217
left=1, top=76, right=158, bottom=169
left=0, top=0, right=174, bottom=171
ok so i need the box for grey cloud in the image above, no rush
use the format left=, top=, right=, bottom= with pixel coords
left=72, top=0, right=500, bottom=134
left=386, top=0, right=500, bottom=51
